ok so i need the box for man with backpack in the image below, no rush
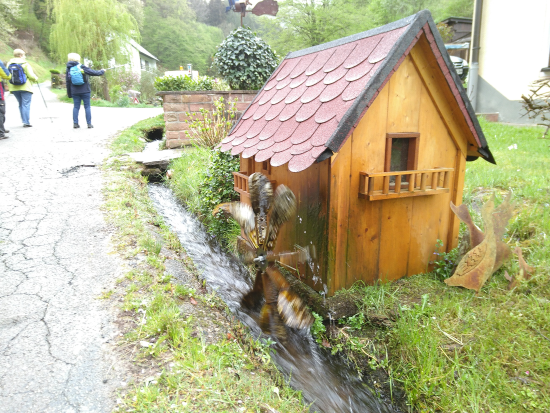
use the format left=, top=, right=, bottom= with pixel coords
left=66, top=53, right=105, bottom=129
left=0, top=60, right=10, bottom=140
left=7, top=49, right=38, bottom=128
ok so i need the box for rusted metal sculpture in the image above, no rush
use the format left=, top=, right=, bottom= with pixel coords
left=445, top=195, right=498, bottom=293
left=450, top=192, right=514, bottom=273
left=214, top=173, right=313, bottom=337
left=227, top=0, right=278, bottom=26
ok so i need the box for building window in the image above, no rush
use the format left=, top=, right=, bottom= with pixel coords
left=385, top=133, right=420, bottom=184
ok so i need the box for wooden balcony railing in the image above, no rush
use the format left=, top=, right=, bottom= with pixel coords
left=233, top=171, right=277, bottom=196
left=359, top=168, right=454, bottom=200
left=233, top=171, right=250, bottom=195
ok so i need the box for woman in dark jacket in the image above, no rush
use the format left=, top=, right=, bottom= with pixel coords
left=66, top=53, right=105, bottom=129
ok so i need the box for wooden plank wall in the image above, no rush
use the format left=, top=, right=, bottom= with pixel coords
left=327, top=50, right=469, bottom=293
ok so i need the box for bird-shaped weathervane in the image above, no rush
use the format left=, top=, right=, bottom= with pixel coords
left=214, top=173, right=313, bottom=338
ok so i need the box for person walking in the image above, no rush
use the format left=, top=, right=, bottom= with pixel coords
left=7, top=49, right=38, bottom=128
left=0, top=60, right=10, bottom=140
left=66, top=53, right=105, bottom=129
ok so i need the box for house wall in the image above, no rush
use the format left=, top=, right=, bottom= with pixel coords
left=326, top=52, right=468, bottom=293
left=476, top=0, right=550, bottom=123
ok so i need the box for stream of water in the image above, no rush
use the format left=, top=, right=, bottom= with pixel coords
left=148, top=183, right=400, bottom=413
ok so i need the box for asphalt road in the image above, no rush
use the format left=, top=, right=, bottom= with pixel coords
left=0, top=84, right=162, bottom=412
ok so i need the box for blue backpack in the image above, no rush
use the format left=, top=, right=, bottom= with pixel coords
left=8, top=63, right=27, bottom=85
left=69, top=64, right=85, bottom=85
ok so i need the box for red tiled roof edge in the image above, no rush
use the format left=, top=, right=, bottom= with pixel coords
left=324, top=10, right=495, bottom=165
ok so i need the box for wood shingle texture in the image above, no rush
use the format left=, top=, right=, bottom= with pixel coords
left=221, top=10, right=495, bottom=170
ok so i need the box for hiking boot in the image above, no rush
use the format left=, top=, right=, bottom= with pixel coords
left=87, top=124, right=93, bottom=129
left=23, top=124, right=32, bottom=127
left=0, top=135, right=8, bottom=140
left=74, top=123, right=80, bottom=129
left=4, top=130, right=9, bottom=133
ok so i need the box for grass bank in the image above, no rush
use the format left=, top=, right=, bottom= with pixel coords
left=324, top=118, right=550, bottom=411
left=102, top=117, right=306, bottom=412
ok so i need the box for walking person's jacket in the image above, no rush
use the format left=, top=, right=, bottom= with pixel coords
left=65, top=61, right=105, bottom=98
left=6, top=57, right=38, bottom=93
left=0, top=61, right=10, bottom=100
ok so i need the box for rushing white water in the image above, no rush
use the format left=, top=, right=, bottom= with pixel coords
left=148, top=183, right=400, bottom=413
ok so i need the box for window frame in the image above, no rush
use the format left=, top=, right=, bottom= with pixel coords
left=384, top=132, right=420, bottom=173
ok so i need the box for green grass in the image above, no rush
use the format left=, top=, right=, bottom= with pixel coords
left=330, top=119, right=550, bottom=412
left=50, top=87, right=156, bottom=108
left=103, top=122, right=307, bottom=413
left=167, top=146, right=211, bottom=213
left=109, top=114, right=165, bottom=156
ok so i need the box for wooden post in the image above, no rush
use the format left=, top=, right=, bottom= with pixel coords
left=431, top=171, right=439, bottom=189
left=395, top=174, right=402, bottom=193
left=368, top=177, right=375, bottom=196
left=420, top=173, right=427, bottom=191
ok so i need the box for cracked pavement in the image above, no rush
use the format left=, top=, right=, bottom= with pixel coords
left=0, top=84, right=162, bottom=412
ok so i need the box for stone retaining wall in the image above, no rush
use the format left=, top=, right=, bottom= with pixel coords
left=157, top=91, right=257, bottom=149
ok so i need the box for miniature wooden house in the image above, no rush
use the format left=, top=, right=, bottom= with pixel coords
left=220, top=11, right=495, bottom=296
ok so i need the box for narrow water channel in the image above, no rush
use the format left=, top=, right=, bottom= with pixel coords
left=148, top=184, right=400, bottom=413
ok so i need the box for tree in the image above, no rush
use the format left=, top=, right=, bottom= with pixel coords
left=140, top=2, right=224, bottom=72
left=259, top=0, right=474, bottom=55
left=0, top=0, right=21, bottom=34
left=49, top=0, right=139, bottom=67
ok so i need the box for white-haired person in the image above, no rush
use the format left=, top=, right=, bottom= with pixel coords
left=7, top=49, right=38, bottom=127
left=66, top=53, right=105, bottom=128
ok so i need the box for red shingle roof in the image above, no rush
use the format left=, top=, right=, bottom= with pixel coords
left=221, top=11, right=494, bottom=171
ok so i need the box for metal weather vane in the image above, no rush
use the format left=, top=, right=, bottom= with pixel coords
left=214, top=173, right=313, bottom=337
left=226, top=0, right=279, bottom=26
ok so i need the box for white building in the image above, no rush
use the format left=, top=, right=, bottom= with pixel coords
left=128, top=39, right=159, bottom=74
left=472, top=0, right=550, bottom=123
left=108, top=40, right=159, bottom=77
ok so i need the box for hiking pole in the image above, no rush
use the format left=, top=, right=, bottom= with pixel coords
left=103, top=65, right=126, bottom=71
left=36, top=82, right=53, bottom=123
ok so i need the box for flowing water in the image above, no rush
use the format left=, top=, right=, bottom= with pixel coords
left=149, top=184, right=400, bottom=413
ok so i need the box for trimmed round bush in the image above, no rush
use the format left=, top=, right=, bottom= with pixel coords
left=214, top=27, right=279, bottom=90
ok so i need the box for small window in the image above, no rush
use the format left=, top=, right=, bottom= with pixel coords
left=385, top=133, right=420, bottom=184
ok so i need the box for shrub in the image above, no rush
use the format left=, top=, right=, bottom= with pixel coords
left=184, top=97, right=237, bottom=148
left=139, top=70, right=162, bottom=104
left=213, top=27, right=279, bottom=90
left=154, top=75, right=229, bottom=92
left=168, top=147, right=240, bottom=249
left=108, top=68, right=140, bottom=92
left=197, top=149, right=241, bottom=248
